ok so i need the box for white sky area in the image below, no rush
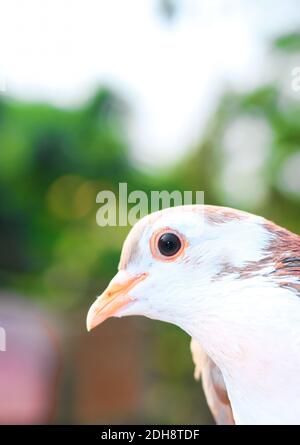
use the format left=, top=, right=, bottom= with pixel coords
left=1, top=0, right=300, bottom=167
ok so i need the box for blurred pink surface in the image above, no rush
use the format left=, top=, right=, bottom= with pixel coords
left=0, top=294, right=61, bottom=424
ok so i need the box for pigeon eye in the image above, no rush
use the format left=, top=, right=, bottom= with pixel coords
left=158, top=233, right=181, bottom=257
left=150, top=228, right=187, bottom=262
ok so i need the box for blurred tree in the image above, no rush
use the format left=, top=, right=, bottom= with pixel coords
left=0, top=89, right=135, bottom=306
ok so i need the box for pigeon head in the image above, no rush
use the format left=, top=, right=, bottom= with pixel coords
left=87, top=205, right=273, bottom=335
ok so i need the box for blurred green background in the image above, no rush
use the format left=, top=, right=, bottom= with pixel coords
left=1, top=0, right=300, bottom=425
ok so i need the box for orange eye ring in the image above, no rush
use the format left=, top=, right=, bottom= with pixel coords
left=150, top=227, right=188, bottom=262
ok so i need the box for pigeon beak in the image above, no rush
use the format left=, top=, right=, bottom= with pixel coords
left=86, top=270, right=148, bottom=331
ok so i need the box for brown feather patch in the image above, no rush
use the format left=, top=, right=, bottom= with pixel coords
left=204, top=205, right=248, bottom=225
left=215, top=219, right=300, bottom=294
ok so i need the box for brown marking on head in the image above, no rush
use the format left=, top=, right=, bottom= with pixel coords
left=263, top=221, right=300, bottom=292
left=203, top=205, right=249, bottom=225
left=215, top=217, right=300, bottom=294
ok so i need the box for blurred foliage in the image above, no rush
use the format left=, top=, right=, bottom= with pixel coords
left=274, top=31, right=300, bottom=52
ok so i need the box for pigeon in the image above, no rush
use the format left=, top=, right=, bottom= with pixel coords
left=87, top=205, right=300, bottom=425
